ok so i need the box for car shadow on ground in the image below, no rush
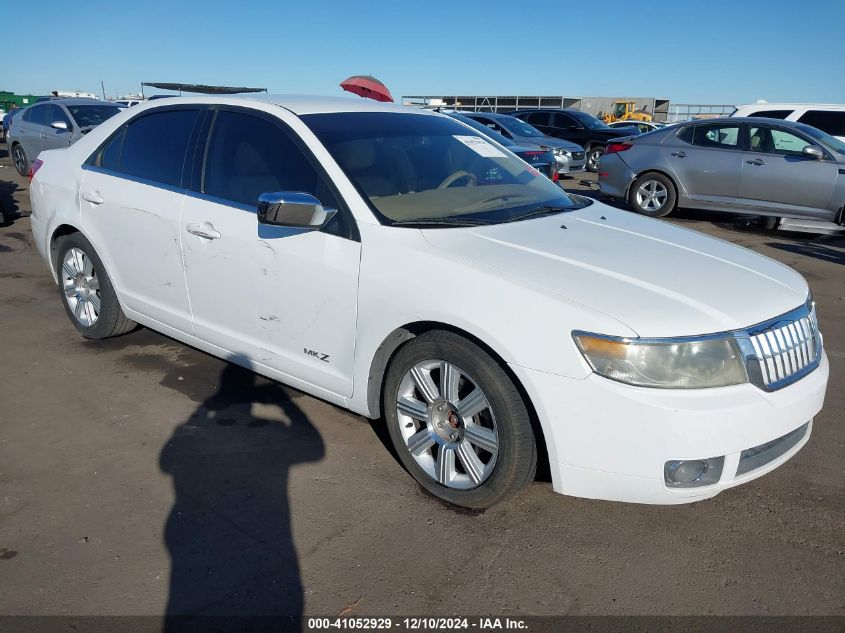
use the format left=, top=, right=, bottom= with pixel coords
left=159, top=359, right=324, bottom=631
left=0, top=179, right=23, bottom=225
left=766, top=239, right=845, bottom=266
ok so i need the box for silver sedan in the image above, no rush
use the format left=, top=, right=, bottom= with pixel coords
left=598, top=117, right=845, bottom=225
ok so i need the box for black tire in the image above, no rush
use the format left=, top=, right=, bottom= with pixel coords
left=761, top=216, right=780, bottom=231
left=586, top=145, right=604, bottom=172
left=383, top=330, right=537, bottom=508
left=11, top=143, right=29, bottom=177
left=627, top=172, right=677, bottom=218
left=55, top=233, right=136, bottom=339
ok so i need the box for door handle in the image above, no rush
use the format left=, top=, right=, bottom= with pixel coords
left=82, top=191, right=104, bottom=205
left=746, top=158, right=765, bottom=166
left=185, top=222, right=221, bottom=240
left=670, top=151, right=686, bottom=158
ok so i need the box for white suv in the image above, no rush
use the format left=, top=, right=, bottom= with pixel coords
left=28, top=95, right=829, bottom=508
left=733, top=103, right=845, bottom=141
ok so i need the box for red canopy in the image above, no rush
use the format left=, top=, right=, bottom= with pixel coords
left=339, top=75, right=394, bottom=103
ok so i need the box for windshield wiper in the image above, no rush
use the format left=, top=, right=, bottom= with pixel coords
left=391, top=217, right=493, bottom=228
left=503, top=206, right=571, bottom=223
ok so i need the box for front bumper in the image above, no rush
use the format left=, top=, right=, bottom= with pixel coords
left=510, top=352, right=829, bottom=504
left=555, top=153, right=586, bottom=174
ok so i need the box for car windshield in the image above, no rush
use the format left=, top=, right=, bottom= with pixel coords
left=449, top=114, right=515, bottom=147
left=498, top=116, right=546, bottom=138
left=67, top=105, right=121, bottom=128
left=303, top=112, right=582, bottom=226
left=568, top=110, right=609, bottom=130
left=798, top=123, right=845, bottom=154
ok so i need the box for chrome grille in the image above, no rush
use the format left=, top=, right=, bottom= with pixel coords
left=744, top=304, right=820, bottom=389
left=572, top=151, right=585, bottom=160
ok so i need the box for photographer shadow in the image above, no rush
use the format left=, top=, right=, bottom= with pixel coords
left=160, top=361, right=324, bottom=631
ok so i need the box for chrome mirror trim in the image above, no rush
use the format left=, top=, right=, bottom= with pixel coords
left=256, top=192, right=335, bottom=229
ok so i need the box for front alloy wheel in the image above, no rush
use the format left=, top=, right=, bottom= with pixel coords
left=383, top=330, right=537, bottom=508
left=396, top=360, right=499, bottom=489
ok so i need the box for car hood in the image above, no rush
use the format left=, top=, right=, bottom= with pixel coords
left=421, top=202, right=808, bottom=337
left=513, top=135, right=583, bottom=152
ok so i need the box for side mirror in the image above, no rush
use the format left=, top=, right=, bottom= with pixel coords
left=257, top=192, right=335, bottom=228
left=802, top=145, right=824, bottom=160
left=50, top=120, right=69, bottom=131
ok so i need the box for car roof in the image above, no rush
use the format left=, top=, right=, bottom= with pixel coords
left=683, top=116, right=810, bottom=127
left=131, top=94, right=433, bottom=116
left=736, top=103, right=845, bottom=110
left=40, top=98, right=114, bottom=106
left=461, top=111, right=518, bottom=121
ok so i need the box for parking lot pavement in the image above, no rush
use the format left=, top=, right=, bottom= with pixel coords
left=0, top=149, right=843, bottom=618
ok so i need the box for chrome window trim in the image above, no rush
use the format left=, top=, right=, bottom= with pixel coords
left=572, top=297, right=821, bottom=392
left=81, top=164, right=187, bottom=196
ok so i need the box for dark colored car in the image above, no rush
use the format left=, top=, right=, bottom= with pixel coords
left=459, top=111, right=586, bottom=175
left=446, top=113, right=559, bottom=181
left=510, top=109, right=641, bottom=172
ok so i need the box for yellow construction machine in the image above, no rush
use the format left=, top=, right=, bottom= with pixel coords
left=601, top=101, right=653, bottom=123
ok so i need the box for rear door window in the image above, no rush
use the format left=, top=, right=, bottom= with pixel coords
left=118, top=109, right=201, bottom=187
left=797, top=110, right=845, bottom=137
left=691, top=124, right=741, bottom=149
left=24, top=105, right=49, bottom=126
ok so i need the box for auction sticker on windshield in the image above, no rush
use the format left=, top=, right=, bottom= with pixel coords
left=453, top=135, right=507, bottom=158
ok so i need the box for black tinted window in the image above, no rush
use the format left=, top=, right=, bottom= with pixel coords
left=553, top=112, right=576, bottom=128
left=676, top=126, right=694, bottom=143
left=47, top=105, right=71, bottom=127
left=98, top=128, right=126, bottom=170
left=523, top=111, right=550, bottom=126
left=203, top=111, right=338, bottom=209
left=797, top=110, right=845, bottom=137
left=67, top=105, right=121, bottom=128
left=118, top=110, right=200, bottom=186
left=749, top=110, right=791, bottom=119
left=25, top=105, right=49, bottom=125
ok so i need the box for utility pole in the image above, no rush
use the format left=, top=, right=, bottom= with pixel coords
left=101, top=81, right=106, bottom=100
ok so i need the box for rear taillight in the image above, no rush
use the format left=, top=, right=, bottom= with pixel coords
left=605, top=143, right=632, bottom=155
left=29, top=159, right=44, bottom=180
left=552, top=171, right=559, bottom=182
left=522, top=151, right=545, bottom=156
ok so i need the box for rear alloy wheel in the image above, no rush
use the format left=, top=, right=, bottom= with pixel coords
left=12, top=144, right=28, bottom=176
left=384, top=331, right=537, bottom=508
left=586, top=145, right=604, bottom=172
left=56, top=233, right=136, bottom=339
left=628, top=172, right=677, bottom=218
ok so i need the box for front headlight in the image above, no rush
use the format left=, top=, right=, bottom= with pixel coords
left=553, top=148, right=570, bottom=157
left=573, top=332, right=748, bottom=389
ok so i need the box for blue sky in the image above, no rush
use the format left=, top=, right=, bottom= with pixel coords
left=6, top=0, right=844, bottom=105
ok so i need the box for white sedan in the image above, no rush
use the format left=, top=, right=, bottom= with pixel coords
left=28, top=95, right=828, bottom=507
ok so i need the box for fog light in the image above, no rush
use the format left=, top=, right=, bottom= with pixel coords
left=664, top=456, right=724, bottom=488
